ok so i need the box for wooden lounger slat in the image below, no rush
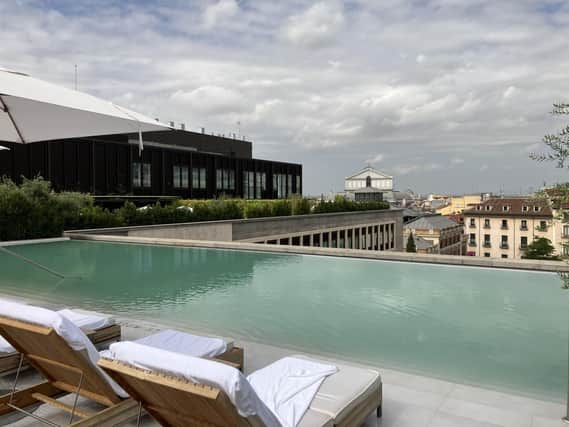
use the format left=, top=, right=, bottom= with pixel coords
left=30, top=392, right=95, bottom=419
left=0, top=382, right=63, bottom=417
left=69, top=399, right=140, bottom=427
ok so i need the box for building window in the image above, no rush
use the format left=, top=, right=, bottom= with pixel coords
left=521, top=220, right=528, bottom=230
left=255, top=172, right=266, bottom=199
left=563, top=225, right=569, bottom=238
left=216, top=169, right=235, bottom=191
left=501, top=254, right=508, bottom=259
left=485, top=205, right=492, bottom=211
left=539, top=220, right=547, bottom=231
left=469, top=233, right=476, bottom=246
left=366, top=176, right=372, bottom=187
left=469, top=218, right=475, bottom=228
left=520, top=236, right=528, bottom=250
left=534, top=206, right=541, bottom=212
left=502, top=205, right=510, bottom=212
left=192, top=167, right=207, bottom=190
left=243, top=171, right=256, bottom=199
left=501, top=219, right=508, bottom=230
left=296, top=175, right=302, bottom=194
left=173, top=165, right=189, bottom=189
left=501, top=235, right=508, bottom=249
left=484, top=252, right=490, bottom=258
left=522, top=205, right=529, bottom=212
left=484, top=219, right=490, bottom=228
left=132, top=162, right=151, bottom=188
left=484, top=234, right=491, bottom=247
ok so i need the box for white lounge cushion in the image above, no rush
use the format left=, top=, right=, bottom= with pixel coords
left=57, top=308, right=114, bottom=330
left=296, top=356, right=381, bottom=424
left=134, top=329, right=228, bottom=358
left=0, top=299, right=128, bottom=398
left=0, top=307, right=114, bottom=355
left=297, top=409, right=333, bottom=427
left=106, top=341, right=282, bottom=427
left=247, top=356, right=337, bottom=427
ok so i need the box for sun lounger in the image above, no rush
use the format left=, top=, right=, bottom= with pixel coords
left=99, top=341, right=382, bottom=427
left=0, top=307, right=121, bottom=376
left=0, top=301, right=244, bottom=425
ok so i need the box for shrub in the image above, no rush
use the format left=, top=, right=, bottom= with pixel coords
left=0, top=177, right=64, bottom=240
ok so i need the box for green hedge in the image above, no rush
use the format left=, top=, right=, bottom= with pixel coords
left=0, top=178, right=390, bottom=241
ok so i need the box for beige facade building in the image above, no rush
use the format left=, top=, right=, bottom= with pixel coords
left=437, top=194, right=483, bottom=215
left=403, top=215, right=465, bottom=255
left=463, top=198, right=564, bottom=259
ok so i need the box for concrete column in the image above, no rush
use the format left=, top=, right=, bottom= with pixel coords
left=320, top=232, right=323, bottom=248
left=328, top=231, right=332, bottom=248
left=309, top=234, right=313, bottom=247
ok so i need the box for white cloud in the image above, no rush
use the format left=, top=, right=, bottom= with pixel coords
left=202, top=0, right=239, bottom=29
left=284, top=2, right=344, bottom=47
left=170, top=86, right=247, bottom=115
left=450, top=157, right=465, bottom=166
left=2, top=1, right=568, bottom=194
left=365, top=153, right=385, bottom=164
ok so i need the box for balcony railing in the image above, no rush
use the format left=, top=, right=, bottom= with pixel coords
left=520, top=226, right=528, bottom=231
left=483, top=242, right=491, bottom=248
left=520, top=245, right=528, bottom=250
left=537, top=226, right=548, bottom=232
left=563, top=233, right=569, bottom=239
left=501, top=225, right=508, bottom=230
left=483, top=224, right=491, bottom=229
left=468, top=241, right=476, bottom=247
left=500, top=243, right=509, bottom=249
left=469, top=224, right=476, bottom=228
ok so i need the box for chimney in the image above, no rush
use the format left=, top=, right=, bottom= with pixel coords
left=201, top=127, right=205, bottom=134
left=169, top=121, right=175, bottom=127
left=180, top=123, right=185, bottom=131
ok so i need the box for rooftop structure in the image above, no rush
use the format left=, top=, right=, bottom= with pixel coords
left=404, top=214, right=465, bottom=255
left=0, top=129, right=301, bottom=200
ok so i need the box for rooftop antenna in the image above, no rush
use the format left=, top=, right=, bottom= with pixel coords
left=237, top=121, right=241, bottom=137
left=74, top=64, right=77, bottom=90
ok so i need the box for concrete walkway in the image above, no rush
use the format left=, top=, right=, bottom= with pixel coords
left=1, top=317, right=566, bottom=427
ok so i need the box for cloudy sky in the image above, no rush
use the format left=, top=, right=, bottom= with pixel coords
left=2, top=0, right=569, bottom=196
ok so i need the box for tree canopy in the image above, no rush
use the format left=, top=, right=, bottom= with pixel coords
left=522, top=237, right=558, bottom=260
left=406, top=232, right=417, bottom=253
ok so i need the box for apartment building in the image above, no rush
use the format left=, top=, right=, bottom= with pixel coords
left=463, top=198, right=557, bottom=259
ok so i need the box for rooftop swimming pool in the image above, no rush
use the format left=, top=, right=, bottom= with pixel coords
left=0, top=240, right=566, bottom=400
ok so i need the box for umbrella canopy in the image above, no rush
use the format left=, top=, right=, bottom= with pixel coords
left=0, top=67, right=171, bottom=144
left=0, top=145, right=8, bottom=150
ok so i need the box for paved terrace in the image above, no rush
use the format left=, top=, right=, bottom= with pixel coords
left=0, top=306, right=566, bottom=427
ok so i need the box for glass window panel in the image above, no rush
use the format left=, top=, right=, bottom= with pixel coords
left=143, top=163, right=151, bottom=188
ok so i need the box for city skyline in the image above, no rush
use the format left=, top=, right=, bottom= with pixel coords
left=1, top=0, right=569, bottom=195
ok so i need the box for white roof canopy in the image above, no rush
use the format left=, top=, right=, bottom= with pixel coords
left=0, top=67, right=171, bottom=144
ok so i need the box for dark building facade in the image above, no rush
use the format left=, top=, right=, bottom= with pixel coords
left=0, top=130, right=302, bottom=199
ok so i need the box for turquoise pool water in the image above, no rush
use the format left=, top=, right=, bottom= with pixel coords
left=0, top=240, right=566, bottom=400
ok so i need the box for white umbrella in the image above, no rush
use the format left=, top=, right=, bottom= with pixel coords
left=0, top=145, right=8, bottom=151
left=0, top=66, right=171, bottom=150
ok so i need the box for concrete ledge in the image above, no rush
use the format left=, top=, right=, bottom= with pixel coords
left=0, top=237, right=70, bottom=247
left=66, top=232, right=569, bottom=272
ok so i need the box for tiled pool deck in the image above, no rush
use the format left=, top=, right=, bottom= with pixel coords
left=0, top=312, right=566, bottom=427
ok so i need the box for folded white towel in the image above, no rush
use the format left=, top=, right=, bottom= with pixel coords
left=57, top=308, right=113, bottom=330
left=0, top=307, right=113, bottom=355
left=247, top=356, right=338, bottom=427
left=134, top=329, right=227, bottom=358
